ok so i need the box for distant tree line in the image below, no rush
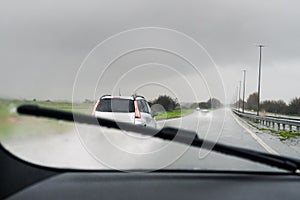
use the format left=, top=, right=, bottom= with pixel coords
left=197, top=98, right=223, bottom=109
left=150, top=95, right=223, bottom=111
left=235, top=92, right=300, bottom=115
left=180, top=98, right=223, bottom=109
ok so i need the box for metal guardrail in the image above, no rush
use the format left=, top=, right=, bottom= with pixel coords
left=232, top=109, right=300, bottom=132
left=241, top=110, right=300, bottom=121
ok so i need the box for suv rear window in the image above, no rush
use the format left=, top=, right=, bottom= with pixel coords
left=96, top=99, right=134, bottom=113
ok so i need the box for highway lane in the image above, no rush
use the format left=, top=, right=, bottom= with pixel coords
left=166, top=108, right=299, bottom=170
left=1, top=108, right=299, bottom=171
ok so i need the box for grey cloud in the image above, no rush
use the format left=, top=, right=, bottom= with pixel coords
left=0, top=0, right=299, bottom=102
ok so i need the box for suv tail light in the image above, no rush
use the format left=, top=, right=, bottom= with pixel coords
left=134, top=100, right=141, bottom=118
left=92, top=99, right=100, bottom=114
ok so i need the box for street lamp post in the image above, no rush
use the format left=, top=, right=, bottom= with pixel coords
left=236, top=85, right=239, bottom=110
left=256, top=45, right=264, bottom=116
left=238, top=81, right=241, bottom=111
left=242, top=69, right=246, bottom=113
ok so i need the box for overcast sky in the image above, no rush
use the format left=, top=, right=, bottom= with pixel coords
left=0, top=0, right=299, bottom=103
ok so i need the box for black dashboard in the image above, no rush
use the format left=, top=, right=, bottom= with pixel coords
left=8, top=171, right=300, bottom=200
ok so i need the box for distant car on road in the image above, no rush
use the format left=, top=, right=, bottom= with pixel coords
left=201, top=109, right=209, bottom=113
left=93, top=95, right=157, bottom=128
left=196, top=107, right=209, bottom=113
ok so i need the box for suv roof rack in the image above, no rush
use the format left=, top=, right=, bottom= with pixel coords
left=132, top=95, right=144, bottom=99
left=100, top=94, right=111, bottom=98
left=99, top=94, right=145, bottom=100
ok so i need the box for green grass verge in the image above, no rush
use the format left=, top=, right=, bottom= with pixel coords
left=155, top=109, right=194, bottom=120
left=0, top=98, right=94, bottom=139
left=247, top=121, right=300, bottom=140
left=0, top=98, right=94, bottom=114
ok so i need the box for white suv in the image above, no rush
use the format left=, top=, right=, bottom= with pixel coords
left=93, top=95, right=157, bottom=128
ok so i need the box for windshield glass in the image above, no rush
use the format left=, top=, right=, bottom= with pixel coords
left=1, top=0, right=299, bottom=172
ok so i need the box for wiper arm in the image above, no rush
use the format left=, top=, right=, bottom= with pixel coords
left=17, top=105, right=300, bottom=173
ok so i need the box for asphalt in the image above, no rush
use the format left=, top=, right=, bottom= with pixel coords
left=2, top=108, right=299, bottom=172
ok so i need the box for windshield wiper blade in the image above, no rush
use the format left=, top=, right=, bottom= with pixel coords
left=17, top=104, right=300, bottom=173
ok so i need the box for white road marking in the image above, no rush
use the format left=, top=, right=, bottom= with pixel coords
left=231, top=111, right=278, bottom=155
